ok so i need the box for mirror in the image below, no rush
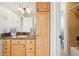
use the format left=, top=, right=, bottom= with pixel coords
left=21, top=13, right=36, bottom=34
left=0, top=2, right=36, bottom=34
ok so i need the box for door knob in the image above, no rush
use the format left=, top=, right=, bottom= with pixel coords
left=36, top=34, right=39, bottom=36
left=23, top=45, right=25, bottom=47
left=30, top=48, right=32, bottom=50
left=5, top=48, right=7, bottom=50
left=59, top=35, right=61, bottom=39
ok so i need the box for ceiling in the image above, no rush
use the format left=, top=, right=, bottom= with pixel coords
left=0, top=2, right=36, bottom=17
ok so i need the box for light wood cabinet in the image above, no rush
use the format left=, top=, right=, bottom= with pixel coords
left=36, top=2, right=50, bottom=56
left=26, top=40, right=36, bottom=56
left=3, top=40, right=10, bottom=45
left=11, top=45, right=25, bottom=56
left=26, top=52, right=35, bottom=56
left=11, top=40, right=26, bottom=56
left=11, top=40, right=25, bottom=45
left=36, top=12, right=50, bottom=56
left=2, top=39, right=36, bottom=56
left=3, top=52, right=10, bottom=56
left=36, top=2, right=50, bottom=12
left=3, top=40, right=10, bottom=56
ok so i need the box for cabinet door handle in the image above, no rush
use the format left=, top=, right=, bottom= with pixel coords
left=30, top=42, right=32, bottom=43
left=5, top=41, right=7, bottom=43
left=37, top=8, right=39, bottom=11
left=5, top=48, right=7, bottom=50
left=30, top=48, right=32, bottom=50
left=23, top=45, right=25, bottom=47
left=36, top=34, right=39, bottom=37
left=17, top=41, right=20, bottom=43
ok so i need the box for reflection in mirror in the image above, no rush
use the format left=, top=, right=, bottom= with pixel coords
left=21, top=13, right=36, bottom=35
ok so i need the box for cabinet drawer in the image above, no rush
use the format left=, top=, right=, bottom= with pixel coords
left=3, top=45, right=10, bottom=52
left=3, top=40, right=10, bottom=44
left=3, top=52, right=10, bottom=56
left=26, top=52, right=35, bottom=56
left=26, top=40, right=35, bottom=45
left=26, top=46, right=35, bottom=52
left=11, top=40, right=25, bottom=44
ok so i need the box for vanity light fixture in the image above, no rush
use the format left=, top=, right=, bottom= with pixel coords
left=18, top=5, right=31, bottom=14
left=18, top=7, right=22, bottom=11
left=26, top=7, right=31, bottom=14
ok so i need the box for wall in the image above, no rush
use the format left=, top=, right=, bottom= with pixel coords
left=0, top=39, right=2, bottom=55
left=0, top=5, right=22, bottom=34
left=67, top=2, right=79, bottom=47
left=50, top=2, right=54, bottom=56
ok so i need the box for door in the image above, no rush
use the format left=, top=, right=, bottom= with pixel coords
left=36, top=12, right=50, bottom=56
left=11, top=45, right=25, bottom=56
left=11, top=40, right=26, bottom=56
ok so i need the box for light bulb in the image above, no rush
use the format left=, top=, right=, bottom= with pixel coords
left=26, top=8, right=31, bottom=14
left=21, top=10, right=24, bottom=14
left=18, top=7, right=22, bottom=11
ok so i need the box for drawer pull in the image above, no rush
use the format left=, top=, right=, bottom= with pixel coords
left=30, top=48, right=32, bottom=50
left=30, top=42, right=32, bottom=43
left=17, top=41, right=20, bottom=43
left=5, top=48, right=7, bottom=50
left=23, top=45, right=25, bottom=47
left=5, top=41, right=7, bottom=43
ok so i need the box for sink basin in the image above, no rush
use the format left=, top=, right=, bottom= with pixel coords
left=11, top=35, right=35, bottom=39
left=16, top=35, right=27, bottom=38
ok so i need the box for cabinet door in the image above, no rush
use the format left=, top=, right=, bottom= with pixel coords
left=36, top=2, right=50, bottom=12
left=3, top=45, right=10, bottom=56
left=3, top=40, right=10, bottom=56
left=3, top=52, right=10, bottom=56
left=36, top=12, right=50, bottom=56
left=26, top=40, right=36, bottom=56
left=11, top=45, right=25, bottom=56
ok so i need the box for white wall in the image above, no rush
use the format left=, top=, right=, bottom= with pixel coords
left=0, top=5, right=27, bottom=34
left=50, top=2, right=54, bottom=56
left=0, top=39, right=2, bottom=55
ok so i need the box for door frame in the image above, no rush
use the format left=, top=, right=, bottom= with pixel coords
left=50, top=2, right=69, bottom=56
left=50, top=2, right=61, bottom=56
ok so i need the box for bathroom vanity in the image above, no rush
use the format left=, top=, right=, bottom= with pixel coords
left=2, top=35, right=36, bottom=56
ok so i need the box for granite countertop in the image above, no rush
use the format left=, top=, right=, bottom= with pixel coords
left=1, top=32, right=36, bottom=40
left=2, top=35, right=36, bottom=40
